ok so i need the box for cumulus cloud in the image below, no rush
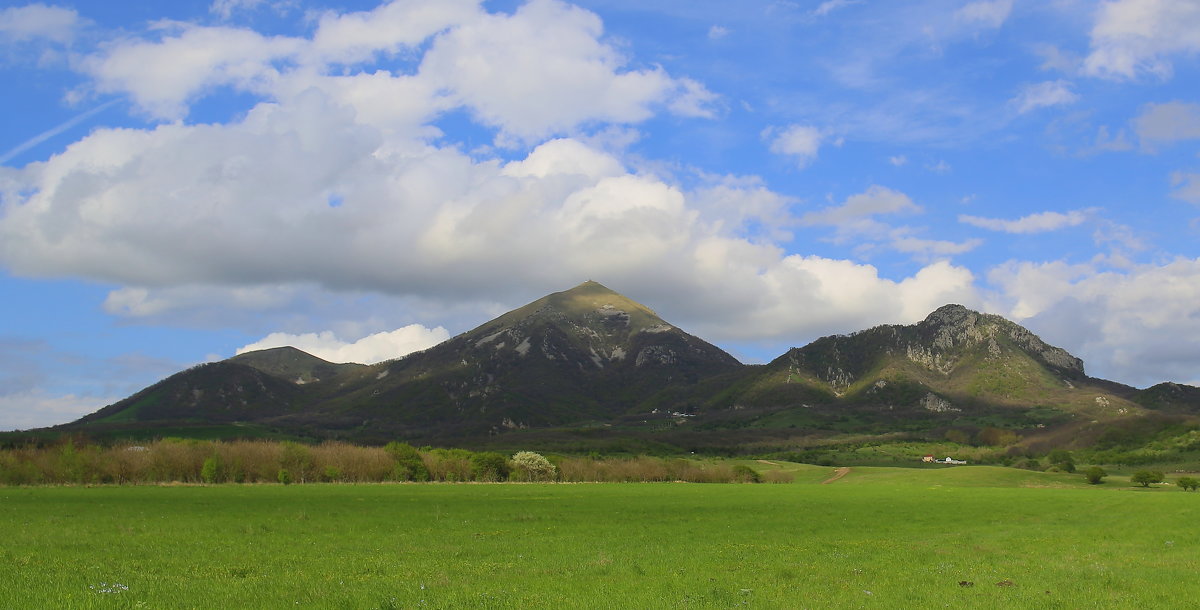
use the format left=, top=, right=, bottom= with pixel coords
left=955, top=0, right=1014, bottom=28
left=1012, top=80, right=1079, bottom=114
left=1133, top=101, right=1200, bottom=150
left=959, top=209, right=1093, bottom=233
left=0, top=4, right=80, bottom=44
left=309, top=0, right=479, bottom=65
left=75, top=0, right=713, bottom=137
left=81, top=25, right=303, bottom=120
left=991, top=258, right=1200, bottom=386
left=237, top=324, right=451, bottom=364
left=764, top=124, right=823, bottom=168
left=1084, top=0, right=1200, bottom=79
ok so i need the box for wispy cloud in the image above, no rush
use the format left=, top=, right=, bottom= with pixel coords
left=959, top=209, right=1094, bottom=233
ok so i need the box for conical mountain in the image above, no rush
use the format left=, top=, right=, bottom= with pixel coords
left=259, top=281, right=744, bottom=439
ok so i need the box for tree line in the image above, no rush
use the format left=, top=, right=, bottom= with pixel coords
left=0, top=438, right=786, bottom=485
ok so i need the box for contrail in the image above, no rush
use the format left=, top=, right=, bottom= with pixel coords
left=0, top=99, right=121, bottom=165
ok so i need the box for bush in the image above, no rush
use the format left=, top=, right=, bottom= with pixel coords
left=511, top=451, right=556, bottom=481
left=1084, top=466, right=1107, bottom=485
left=384, top=442, right=429, bottom=482
left=470, top=452, right=510, bottom=482
left=277, top=468, right=293, bottom=485
left=731, top=464, right=761, bottom=483
left=1046, top=449, right=1075, bottom=473
left=1131, top=470, right=1164, bottom=487
left=200, top=455, right=221, bottom=484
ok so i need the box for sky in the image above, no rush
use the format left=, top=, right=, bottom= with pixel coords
left=2, top=0, right=1199, bottom=430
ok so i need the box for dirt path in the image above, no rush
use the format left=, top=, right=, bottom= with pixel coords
left=756, top=459, right=778, bottom=466
left=821, top=467, right=851, bottom=484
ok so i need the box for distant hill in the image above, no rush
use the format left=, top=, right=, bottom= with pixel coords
left=229, top=346, right=367, bottom=384
left=34, top=282, right=1200, bottom=450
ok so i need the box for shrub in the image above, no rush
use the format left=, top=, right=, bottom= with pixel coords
left=1131, top=470, right=1164, bottom=487
left=277, top=468, right=293, bottom=485
left=279, top=442, right=313, bottom=483
left=1084, top=466, right=1106, bottom=485
left=200, top=455, right=221, bottom=484
left=384, top=442, right=429, bottom=482
left=470, top=452, right=510, bottom=482
left=1046, top=449, right=1075, bottom=473
left=731, top=464, right=762, bottom=483
left=511, top=451, right=556, bottom=481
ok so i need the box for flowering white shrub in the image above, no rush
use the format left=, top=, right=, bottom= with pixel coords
left=511, top=451, right=557, bottom=481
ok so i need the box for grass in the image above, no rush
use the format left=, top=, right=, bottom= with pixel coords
left=2, top=467, right=1198, bottom=608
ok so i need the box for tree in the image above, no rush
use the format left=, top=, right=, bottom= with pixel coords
left=201, top=455, right=221, bottom=484
left=1131, top=470, right=1164, bottom=487
left=511, top=451, right=556, bottom=481
left=385, top=442, right=429, bottom=482
left=470, top=452, right=510, bottom=482
left=1177, top=476, right=1199, bottom=491
left=1084, top=466, right=1107, bottom=485
left=1046, top=449, right=1075, bottom=473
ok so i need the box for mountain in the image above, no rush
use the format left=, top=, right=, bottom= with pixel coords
left=38, top=286, right=1199, bottom=450
left=67, top=281, right=744, bottom=441
left=229, top=346, right=367, bottom=384
left=709, top=304, right=1147, bottom=431
left=78, top=360, right=310, bottom=426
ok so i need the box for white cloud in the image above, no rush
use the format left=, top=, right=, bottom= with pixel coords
left=310, top=0, right=479, bottom=65
left=75, top=0, right=712, bottom=138
left=237, top=324, right=451, bottom=364
left=707, top=25, right=728, bottom=40
left=801, top=185, right=921, bottom=227
left=0, top=390, right=116, bottom=431
left=1133, top=101, right=1200, bottom=149
left=1012, top=80, right=1079, bottom=114
left=764, top=124, right=823, bottom=168
left=417, top=0, right=714, bottom=142
left=890, top=235, right=983, bottom=258
left=955, top=0, right=1014, bottom=28
left=888, top=155, right=907, bottom=166
left=959, top=209, right=1094, bottom=233
left=1084, top=0, right=1200, bottom=79
left=0, top=4, right=80, bottom=44
left=1171, top=171, right=1200, bottom=204
left=991, top=258, right=1200, bottom=386
left=81, top=25, right=303, bottom=120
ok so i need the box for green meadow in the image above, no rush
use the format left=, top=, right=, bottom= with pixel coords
left=2, top=466, right=1197, bottom=609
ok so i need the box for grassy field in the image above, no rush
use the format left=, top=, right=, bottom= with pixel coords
left=2, top=466, right=1198, bottom=608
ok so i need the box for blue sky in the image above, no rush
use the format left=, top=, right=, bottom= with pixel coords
left=2, top=0, right=1199, bottom=429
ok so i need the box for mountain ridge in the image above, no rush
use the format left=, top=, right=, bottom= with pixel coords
left=34, top=282, right=1200, bottom=449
